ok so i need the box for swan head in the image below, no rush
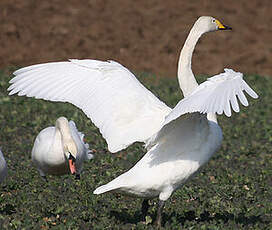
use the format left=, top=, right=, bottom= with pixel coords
left=195, top=16, right=232, bottom=33
left=63, top=139, right=78, bottom=175
left=56, top=117, right=78, bottom=175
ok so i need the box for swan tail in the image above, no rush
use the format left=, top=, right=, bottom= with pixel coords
left=93, top=183, right=119, bottom=195
left=93, top=175, right=127, bottom=194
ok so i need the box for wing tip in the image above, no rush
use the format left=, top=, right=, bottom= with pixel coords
left=252, top=92, right=259, bottom=99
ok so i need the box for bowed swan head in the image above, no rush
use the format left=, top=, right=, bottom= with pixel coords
left=55, top=116, right=78, bottom=174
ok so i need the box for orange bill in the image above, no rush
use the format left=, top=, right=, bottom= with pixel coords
left=69, top=159, right=76, bottom=175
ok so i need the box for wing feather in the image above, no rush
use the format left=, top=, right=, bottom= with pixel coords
left=162, top=68, right=258, bottom=126
left=241, top=81, right=259, bottom=99
left=146, top=69, right=258, bottom=149
left=230, top=91, right=240, bottom=113
left=9, top=59, right=171, bottom=152
left=237, top=87, right=249, bottom=106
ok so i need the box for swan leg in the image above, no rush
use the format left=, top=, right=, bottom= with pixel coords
left=38, top=170, right=48, bottom=182
left=141, top=199, right=149, bottom=220
left=75, top=174, right=80, bottom=180
left=154, top=200, right=165, bottom=228
left=41, top=175, right=48, bottom=182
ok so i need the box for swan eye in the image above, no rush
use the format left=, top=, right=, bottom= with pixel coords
left=212, top=19, right=216, bottom=23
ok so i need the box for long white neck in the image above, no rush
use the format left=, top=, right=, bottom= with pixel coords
left=56, top=117, right=73, bottom=142
left=177, top=24, right=203, bottom=97
left=56, top=117, right=78, bottom=157
left=177, top=21, right=218, bottom=123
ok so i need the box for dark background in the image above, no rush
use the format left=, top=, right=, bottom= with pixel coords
left=1, top=0, right=271, bottom=77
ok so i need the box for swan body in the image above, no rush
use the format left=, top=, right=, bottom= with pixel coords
left=31, top=117, right=93, bottom=178
left=94, top=114, right=222, bottom=201
left=0, top=149, right=7, bottom=183
left=8, top=16, right=258, bottom=225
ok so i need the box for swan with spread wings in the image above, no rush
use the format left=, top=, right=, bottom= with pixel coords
left=8, top=16, right=258, bottom=226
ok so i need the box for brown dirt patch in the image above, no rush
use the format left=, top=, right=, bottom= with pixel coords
left=1, top=0, right=271, bottom=77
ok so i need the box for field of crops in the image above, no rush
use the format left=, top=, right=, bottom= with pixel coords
left=0, top=69, right=271, bottom=229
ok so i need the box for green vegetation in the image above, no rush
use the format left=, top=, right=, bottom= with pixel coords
left=0, top=68, right=271, bottom=229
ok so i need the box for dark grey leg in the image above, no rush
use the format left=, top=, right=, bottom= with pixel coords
left=155, top=200, right=165, bottom=228
left=41, top=175, right=48, bottom=182
left=75, top=174, right=80, bottom=180
left=141, top=199, right=149, bottom=220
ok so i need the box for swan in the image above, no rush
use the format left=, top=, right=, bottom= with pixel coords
left=8, top=16, right=258, bottom=226
left=0, top=148, right=7, bottom=183
left=31, top=117, right=93, bottom=180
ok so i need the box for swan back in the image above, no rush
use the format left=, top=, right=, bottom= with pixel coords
left=68, top=120, right=94, bottom=166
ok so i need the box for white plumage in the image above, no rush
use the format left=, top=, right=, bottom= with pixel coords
left=9, top=59, right=171, bottom=153
left=161, top=69, right=258, bottom=126
left=31, top=117, right=93, bottom=179
left=93, top=67, right=258, bottom=197
left=8, top=16, right=258, bottom=226
left=94, top=113, right=223, bottom=199
left=0, top=148, right=7, bottom=183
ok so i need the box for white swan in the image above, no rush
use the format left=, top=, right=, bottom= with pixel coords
left=31, top=117, right=93, bottom=180
left=0, top=148, right=7, bottom=183
left=8, top=16, right=258, bottom=226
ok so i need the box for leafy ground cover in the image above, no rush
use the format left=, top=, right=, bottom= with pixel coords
left=0, top=69, right=271, bottom=229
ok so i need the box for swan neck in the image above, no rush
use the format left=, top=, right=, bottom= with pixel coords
left=55, top=118, right=77, bottom=154
left=178, top=26, right=203, bottom=97
left=56, top=117, right=78, bottom=158
left=56, top=118, right=72, bottom=141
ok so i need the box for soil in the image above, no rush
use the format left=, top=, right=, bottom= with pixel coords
left=1, top=0, right=271, bottom=77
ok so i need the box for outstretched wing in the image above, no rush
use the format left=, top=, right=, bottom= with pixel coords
left=146, top=69, right=258, bottom=149
left=163, top=69, right=258, bottom=126
left=8, top=59, right=171, bottom=153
